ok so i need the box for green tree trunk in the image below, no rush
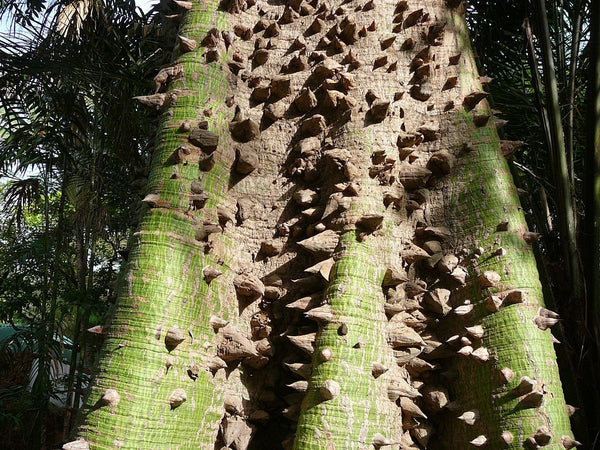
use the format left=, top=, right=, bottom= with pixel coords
left=70, top=0, right=577, bottom=448
left=68, top=1, right=237, bottom=447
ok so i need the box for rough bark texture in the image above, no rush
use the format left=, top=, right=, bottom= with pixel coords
left=71, top=0, right=576, bottom=448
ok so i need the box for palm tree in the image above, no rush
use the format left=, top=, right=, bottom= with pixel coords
left=0, top=0, right=166, bottom=447
left=66, top=0, right=579, bottom=448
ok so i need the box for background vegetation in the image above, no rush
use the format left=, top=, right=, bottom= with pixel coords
left=0, top=0, right=172, bottom=446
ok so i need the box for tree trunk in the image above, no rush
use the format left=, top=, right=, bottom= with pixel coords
left=70, top=0, right=576, bottom=448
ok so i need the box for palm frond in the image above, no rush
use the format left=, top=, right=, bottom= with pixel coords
left=55, top=0, right=94, bottom=39
left=0, top=177, right=43, bottom=231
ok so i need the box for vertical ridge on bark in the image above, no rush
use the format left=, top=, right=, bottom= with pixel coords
left=294, top=234, right=403, bottom=449
left=74, top=0, right=238, bottom=447
left=425, top=7, right=574, bottom=448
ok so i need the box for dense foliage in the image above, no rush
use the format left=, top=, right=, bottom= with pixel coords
left=0, top=0, right=174, bottom=446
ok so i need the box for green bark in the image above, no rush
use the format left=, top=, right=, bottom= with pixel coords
left=74, top=2, right=235, bottom=448
left=294, top=2, right=575, bottom=449
left=435, top=8, right=573, bottom=449
left=71, top=0, right=577, bottom=448
left=293, top=234, right=403, bottom=449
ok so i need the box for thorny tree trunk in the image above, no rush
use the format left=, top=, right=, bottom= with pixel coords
left=67, top=0, right=577, bottom=448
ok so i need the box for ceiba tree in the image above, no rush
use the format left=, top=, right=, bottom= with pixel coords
left=66, top=0, right=578, bottom=448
